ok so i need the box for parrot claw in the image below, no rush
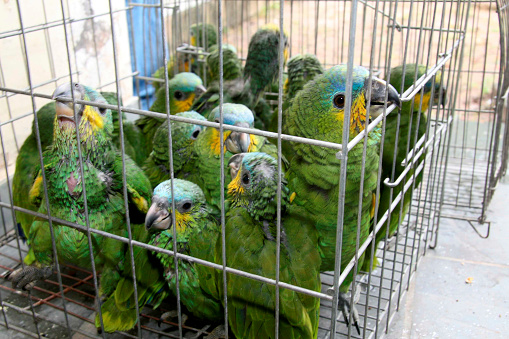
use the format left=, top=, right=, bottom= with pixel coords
left=158, top=310, right=188, bottom=327
left=338, top=292, right=361, bottom=335
left=205, top=324, right=225, bottom=339
left=6, top=266, right=53, bottom=291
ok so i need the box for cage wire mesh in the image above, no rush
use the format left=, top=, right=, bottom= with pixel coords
left=0, top=0, right=506, bottom=338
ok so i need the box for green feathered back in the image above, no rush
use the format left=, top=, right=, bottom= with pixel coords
left=243, top=24, right=289, bottom=105
left=13, top=102, right=55, bottom=238
left=268, top=53, right=324, bottom=133
left=96, top=226, right=169, bottom=332
left=206, top=44, right=242, bottom=83
left=190, top=23, right=217, bottom=51
left=192, top=25, right=287, bottom=129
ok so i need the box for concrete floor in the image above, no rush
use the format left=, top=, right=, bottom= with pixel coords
left=388, top=176, right=509, bottom=338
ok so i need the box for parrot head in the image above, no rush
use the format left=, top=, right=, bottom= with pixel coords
left=166, top=72, right=207, bottom=114
left=290, top=64, right=401, bottom=139
left=207, top=103, right=255, bottom=155
left=145, top=179, right=208, bottom=240
left=258, top=23, right=290, bottom=64
left=153, top=111, right=206, bottom=172
left=190, top=23, right=217, bottom=50
left=52, top=82, right=113, bottom=150
left=227, top=152, right=288, bottom=220
left=388, top=63, right=447, bottom=113
left=285, top=54, right=324, bottom=97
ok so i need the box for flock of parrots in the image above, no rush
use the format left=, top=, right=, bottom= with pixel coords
left=7, top=22, right=446, bottom=338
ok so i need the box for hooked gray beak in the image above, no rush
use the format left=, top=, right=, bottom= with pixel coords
left=368, top=77, right=402, bottom=118
left=225, top=122, right=251, bottom=154
left=228, top=153, right=245, bottom=179
left=145, top=201, right=171, bottom=231
left=52, top=83, right=83, bottom=121
left=195, top=84, right=207, bottom=97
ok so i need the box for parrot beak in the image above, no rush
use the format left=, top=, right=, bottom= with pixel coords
left=195, top=84, right=207, bottom=97
left=52, top=83, right=83, bottom=128
left=145, top=200, right=171, bottom=231
left=225, top=122, right=251, bottom=154
left=228, top=153, right=245, bottom=179
left=367, top=77, right=402, bottom=118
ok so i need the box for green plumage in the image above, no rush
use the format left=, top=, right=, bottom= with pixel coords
left=12, top=91, right=142, bottom=265
left=136, top=72, right=205, bottom=155
left=283, top=65, right=383, bottom=277
left=102, top=92, right=149, bottom=167
left=363, top=64, right=445, bottom=271
left=193, top=104, right=279, bottom=214
left=12, top=84, right=152, bottom=298
left=243, top=24, right=289, bottom=105
left=151, top=23, right=216, bottom=90
left=269, top=53, right=324, bottom=133
left=282, top=66, right=400, bottom=330
left=151, top=54, right=192, bottom=92
left=222, top=152, right=321, bottom=338
left=147, top=179, right=222, bottom=321
left=206, top=44, right=242, bottom=83
left=190, top=23, right=218, bottom=51
left=12, top=102, right=55, bottom=264
left=143, top=111, right=206, bottom=188
left=192, top=25, right=288, bottom=129
left=95, top=226, right=169, bottom=332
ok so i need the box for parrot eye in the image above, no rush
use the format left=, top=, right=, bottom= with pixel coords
left=99, top=107, right=106, bottom=115
left=242, top=173, right=250, bottom=185
left=191, top=128, right=201, bottom=140
left=74, top=83, right=79, bottom=88
left=174, top=91, right=184, bottom=100
left=181, top=201, right=193, bottom=211
left=333, top=94, right=345, bottom=109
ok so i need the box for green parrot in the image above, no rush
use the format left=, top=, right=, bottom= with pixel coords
left=142, top=111, right=207, bottom=188
left=190, top=23, right=218, bottom=51
left=222, top=152, right=321, bottom=339
left=362, top=64, right=446, bottom=271
left=194, top=103, right=280, bottom=214
left=206, top=44, right=242, bottom=83
left=12, top=91, right=143, bottom=265
left=268, top=53, right=324, bottom=133
left=8, top=83, right=152, bottom=299
left=145, top=179, right=222, bottom=321
left=282, top=65, right=401, bottom=329
left=135, top=72, right=206, bottom=155
left=243, top=24, right=289, bottom=106
left=192, top=24, right=288, bottom=128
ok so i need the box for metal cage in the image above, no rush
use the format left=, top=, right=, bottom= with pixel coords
left=0, top=0, right=505, bottom=338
